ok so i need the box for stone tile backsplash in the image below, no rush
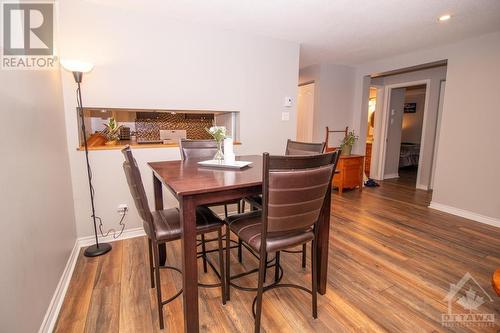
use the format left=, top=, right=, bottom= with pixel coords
left=135, top=113, right=213, bottom=140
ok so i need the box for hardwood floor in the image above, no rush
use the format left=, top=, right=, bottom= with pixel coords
left=55, top=181, right=500, bottom=332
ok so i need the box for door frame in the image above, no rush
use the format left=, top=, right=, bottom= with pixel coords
left=429, top=79, right=446, bottom=189
left=373, top=79, right=431, bottom=189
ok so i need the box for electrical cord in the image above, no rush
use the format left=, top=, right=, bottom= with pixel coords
left=96, top=207, right=127, bottom=239
left=76, top=86, right=127, bottom=240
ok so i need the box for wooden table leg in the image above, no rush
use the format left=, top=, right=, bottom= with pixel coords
left=153, top=174, right=167, bottom=266
left=359, top=163, right=364, bottom=192
left=316, top=185, right=332, bottom=295
left=179, top=196, right=199, bottom=333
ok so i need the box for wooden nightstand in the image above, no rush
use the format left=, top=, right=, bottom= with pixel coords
left=333, top=154, right=364, bottom=194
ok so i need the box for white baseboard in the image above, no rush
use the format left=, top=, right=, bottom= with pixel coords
left=77, top=227, right=145, bottom=247
left=416, top=183, right=429, bottom=190
left=429, top=202, right=500, bottom=228
left=39, top=227, right=146, bottom=333
left=38, top=241, right=80, bottom=333
left=384, top=173, right=399, bottom=179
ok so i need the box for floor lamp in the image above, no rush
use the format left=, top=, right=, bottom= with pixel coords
left=61, top=60, right=112, bottom=257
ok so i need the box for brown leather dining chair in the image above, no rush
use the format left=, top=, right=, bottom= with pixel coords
left=121, top=146, right=226, bottom=330
left=226, top=151, right=339, bottom=333
left=179, top=138, right=245, bottom=266
left=244, top=139, right=326, bottom=268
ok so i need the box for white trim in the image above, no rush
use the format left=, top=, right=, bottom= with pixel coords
left=38, top=241, right=80, bottom=333
left=429, top=202, right=500, bottom=228
left=429, top=80, right=446, bottom=190
left=416, top=183, right=429, bottom=190
left=77, top=227, right=145, bottom=247
left=38, top=227, right=146, bottom=333
left=375, top=79, right=431, bottom=189
left=383, top=173, right=399, bottom=179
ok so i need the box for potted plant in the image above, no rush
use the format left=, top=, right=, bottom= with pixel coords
left=102, top=117, right=122, bottom=146
left=206, top=126, right=226, bottom=161
left=339, top=130, right=358, bottom=156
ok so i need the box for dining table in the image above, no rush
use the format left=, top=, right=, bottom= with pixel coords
left=148, top=154, right=333, bottom=333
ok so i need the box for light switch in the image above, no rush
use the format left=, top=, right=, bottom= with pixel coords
left=281, top=111, right=290, bottom=121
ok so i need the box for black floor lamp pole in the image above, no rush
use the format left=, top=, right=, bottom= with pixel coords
left=73, top=71, right=112, bottom=257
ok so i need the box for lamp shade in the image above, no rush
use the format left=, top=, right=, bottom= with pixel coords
left=60, top=59, right=94, bottom=73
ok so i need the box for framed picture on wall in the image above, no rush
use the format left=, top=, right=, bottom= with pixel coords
left=404, top=103, right=417, bottom=113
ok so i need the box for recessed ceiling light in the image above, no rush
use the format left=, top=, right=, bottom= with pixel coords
left=438, top=14, right=451, bottom=22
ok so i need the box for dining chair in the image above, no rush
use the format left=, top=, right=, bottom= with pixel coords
left=179, top=139, right=245, bottom=266
left=325, top=126, right=348, bottom=152
left=243, top=139, right=326, bottom=268
left=121, top=146, right=226, bottom=330
left=226, top=151, right=339, bottom=333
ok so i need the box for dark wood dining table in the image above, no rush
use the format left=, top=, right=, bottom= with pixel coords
left=148, top=155, right=333, bottom=333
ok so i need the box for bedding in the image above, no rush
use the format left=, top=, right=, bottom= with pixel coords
left=399, top=143, right=420, bottom=168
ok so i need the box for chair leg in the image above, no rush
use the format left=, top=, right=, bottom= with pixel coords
left=254, top=250, right=267, bottom=333
left=217, top=229, right=227, bottom=305
left=225, top=225, right=231, bottom=301
left=152, top=241, right=165, bottom=329
left=311, top=240, right=318, bottom=319
left=274, top=251, right=280, bottom=283
left=201, top=234, right=208, bottom=273
left=241, top=200, right=245, bottom=213
left=148, top=238, right=155, bottom=288
left=263, top=253, right=268, bottom=282
left=237, top=238, right=243, bottom=263
left=301, top=243, right=307, bottom=269
left=237, top=201, right=241, bottom=214
left=224, top=204, right=229, bottom=218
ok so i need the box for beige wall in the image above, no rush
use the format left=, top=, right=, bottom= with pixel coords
left=431, top=32, right=500, bottom=222
left=299, top=64, right=355, bottom=145
left=0, top=69, right=76, bottom=332
left=58, top=0, right=300, bottom=237
left=352, top=31, right=500, bottom=223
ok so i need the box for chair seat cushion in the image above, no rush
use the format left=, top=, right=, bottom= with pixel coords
left=151, top=206, right=223, bottom=241
left=226, top=211, right=314, bottom=252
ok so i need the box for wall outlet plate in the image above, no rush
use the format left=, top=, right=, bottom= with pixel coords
left=281, top=111, right=290, bottom=121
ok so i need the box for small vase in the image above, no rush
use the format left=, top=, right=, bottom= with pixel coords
left=341, top=145, right=352, bottom=156
left=214, top=140, right=224, bottom=161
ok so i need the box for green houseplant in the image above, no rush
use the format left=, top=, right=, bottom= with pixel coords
left=102, top=117, right=122, bottom=145
left=339, top=130, right=358, bottom=156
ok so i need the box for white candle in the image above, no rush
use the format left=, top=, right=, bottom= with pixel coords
left=224, top=137, right=235, bottom=162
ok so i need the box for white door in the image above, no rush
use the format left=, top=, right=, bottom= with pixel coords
left=296, top=83, right=315, bottom=142
left=384, top=88, right=406, bottom=178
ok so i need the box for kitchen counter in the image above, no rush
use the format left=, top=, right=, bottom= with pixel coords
left=77, top=140, right=241, bottom=151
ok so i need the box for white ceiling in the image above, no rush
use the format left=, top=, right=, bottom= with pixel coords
left=87, top=0, right=500, bottom=67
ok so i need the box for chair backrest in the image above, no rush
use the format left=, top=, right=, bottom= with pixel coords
left=325, top=126, right=348, bottom=152
left=285, top=139, right=325, bottom=156
left=121, top=146, right=155, bottom=237
left=262, top=151, right=340, bottom=235
left=179, top=139, right=218, bottom=160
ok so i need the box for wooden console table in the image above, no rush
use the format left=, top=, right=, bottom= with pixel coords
left=333, top=154, right=364, bottom=194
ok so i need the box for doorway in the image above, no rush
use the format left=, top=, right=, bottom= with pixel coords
left=377, top=81, right=430, bottom=188
left=296, top=82, right=315, bottom=142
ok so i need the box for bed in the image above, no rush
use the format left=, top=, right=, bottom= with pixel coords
left=399, top=143, right=420, bottom=168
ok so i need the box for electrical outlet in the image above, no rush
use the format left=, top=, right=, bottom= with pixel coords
left=117, top=204, right=128, bottom=213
